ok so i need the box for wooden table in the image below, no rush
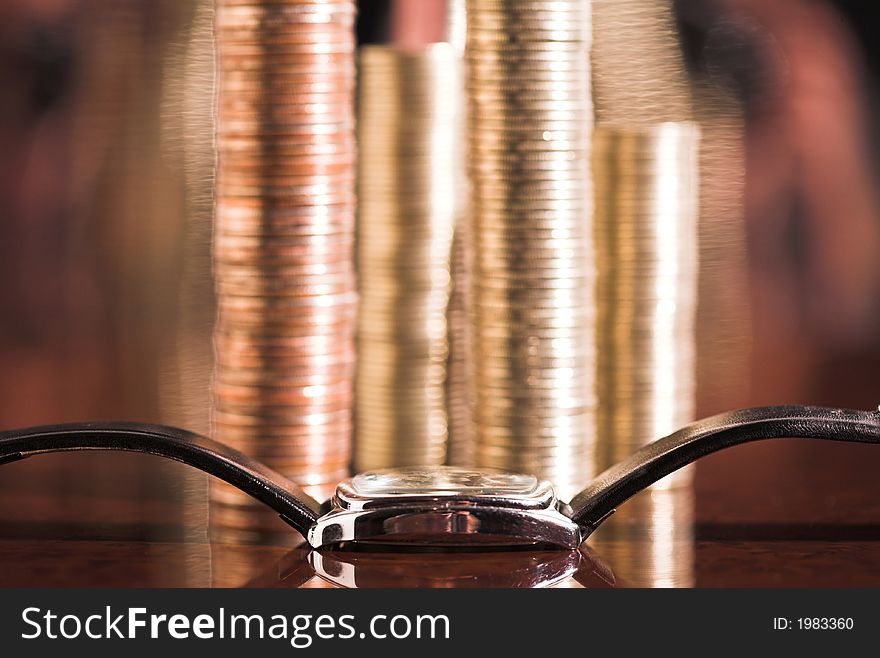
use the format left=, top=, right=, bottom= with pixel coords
left=1, top=436, right=878, bottom=587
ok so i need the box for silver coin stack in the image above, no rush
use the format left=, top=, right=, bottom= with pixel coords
left=354, top=44, right=461, bottom=471
left=693, top=91, right=751, bottom=414
left=465, top=0, right=596, bottom=499
left=211, top=0, right=358, bottom=538
left=593, top=122, right=699, bottom=484
left=591, top=0, right=692, bottom=125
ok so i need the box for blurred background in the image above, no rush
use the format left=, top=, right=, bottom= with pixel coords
left=0, top=0, right=879, bottom=587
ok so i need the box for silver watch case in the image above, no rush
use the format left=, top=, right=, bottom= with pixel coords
left=307, top=467, right=583, bottom=549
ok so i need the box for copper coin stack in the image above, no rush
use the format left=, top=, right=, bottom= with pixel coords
left=465, top=0, right=596, bottom=500
left=593, top=122, right=699, bottom=484
left=211, top=0, right=357, bottom=539
left=354, top=44, right=461, bottom=471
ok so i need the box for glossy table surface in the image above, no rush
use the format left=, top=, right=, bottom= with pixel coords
left=1, top=437, right=878, bottom=588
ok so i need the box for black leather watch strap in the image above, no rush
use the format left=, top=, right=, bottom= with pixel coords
left=568, top=405, right=880, bottom=534
left=0, top=422, right=322, bottom=538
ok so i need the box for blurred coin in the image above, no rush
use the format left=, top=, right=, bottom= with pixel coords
left=354, top=44, right=463, bottom=470
left=211, top=0, right=357, bottom=539
left=592, top=122, right=699, bottom=489
left=465, top=0, right=594, bottom=500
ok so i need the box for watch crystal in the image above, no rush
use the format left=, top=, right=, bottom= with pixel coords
left=350, top=466, right=538, bottom=497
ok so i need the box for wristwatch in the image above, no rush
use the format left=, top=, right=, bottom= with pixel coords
left=0, top=405, right=878, bottom=550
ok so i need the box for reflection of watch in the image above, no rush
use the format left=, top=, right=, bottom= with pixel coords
left=227, top=544, right=616, bottom=588
left=1, top=405, right=879, bottom=549
left=309, top=546, right=616, bottom=589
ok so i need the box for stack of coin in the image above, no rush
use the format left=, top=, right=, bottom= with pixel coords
left=693, top=89, right=751, bottom=414
left=591, top=0, right=692, bottom=125
left=211, top=0, right=357, bottom=539
left=465, top=0, right=596, bottom=500
left=446, top=0, right=467, bottom=53
left=445, top=210, right=474, bottom=467
left=444, top=0, right=473, bottom=467
left=593, top=122, right=699, bottom=483
left=354, top=44, right=461, bottom=471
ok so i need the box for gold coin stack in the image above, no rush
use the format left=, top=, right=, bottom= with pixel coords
left=354, top=44, right=460, bottom=471
left=593, top=122, right=699, bottom=482
left=443, top=0, right=473, bottom=467
left=445, top=212, right=474, bottom=467
left=465, top=0, right=596, bottom=499
left=211, top=0, right=357, bottom=539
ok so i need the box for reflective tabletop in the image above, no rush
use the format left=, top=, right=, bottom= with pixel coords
left=2, top=0, right=880, bottom=591
left=1, top=436, right=878, bottom=587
